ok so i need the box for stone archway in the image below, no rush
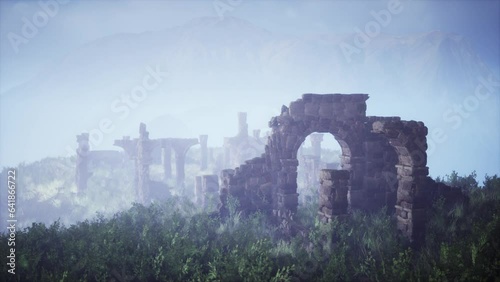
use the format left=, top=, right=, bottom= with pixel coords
left=265, top=94, right=368, bottom=218
left=219, top=93, right=462, bottom=243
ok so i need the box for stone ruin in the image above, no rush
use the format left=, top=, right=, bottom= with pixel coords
left=220, top=94, right=466, bottom=243
left=223, top=112, right=266, bottom=169
left=75, top=93, right=466, bottom=243
left=75, top=133, right=125, bottom=194
left=75, top=123, right=211, bottom=205
left=195, top=175, right=220, bottom=212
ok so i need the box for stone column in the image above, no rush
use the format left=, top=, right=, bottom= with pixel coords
left=136, top=123, right=152, bottom=205
left=238, top=112, right=248, bottom=138
left=201, top=175, right=219, bottom=212
left=395, top=166, right=429, bottom=244
left=310, top=133, right=324, bottom=160
left=162, top=143, right=172, bottom=181
left=301, top=155, right=320, bottom=188
left=76, top=133, right=90, bottom=194
left=199, top=135, right=208, bottom=170
left=371, top=119, right=430, bottom=244
left=318, top=169, right=350, bottom=223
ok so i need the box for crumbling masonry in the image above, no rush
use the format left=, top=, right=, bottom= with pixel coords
left=220, top=94, right=465, bottom=243
left=113, top=123, right=200, bottom=204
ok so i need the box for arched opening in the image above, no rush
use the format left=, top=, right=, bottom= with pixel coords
left=288, top=131, right=351, bottom=225
left=297, top=133, right=342, bottom=206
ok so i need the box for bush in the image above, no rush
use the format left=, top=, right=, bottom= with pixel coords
left=1, top=172, right=499, bottom=281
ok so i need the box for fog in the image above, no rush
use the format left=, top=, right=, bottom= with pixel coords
left=1, top=0, right=498, bottom=180
left=0, top=1, right=499, bottom=280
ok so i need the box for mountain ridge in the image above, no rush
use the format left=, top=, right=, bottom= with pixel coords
left=0, top=16, right=498, bottom=178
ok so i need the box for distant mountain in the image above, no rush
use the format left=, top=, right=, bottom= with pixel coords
left=1, top=16, right=498, bottom=177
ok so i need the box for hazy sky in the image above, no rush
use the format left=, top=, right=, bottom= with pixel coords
left=1, top=0, right=499, bottom=93
left=0, top=0, right=499, bottom=178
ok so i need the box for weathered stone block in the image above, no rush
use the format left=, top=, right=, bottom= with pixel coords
left=286, top=172, right=298, bottom=184
left=278, top=193, right=299, bottom=208
left=304, top=102, right=320, bottom=116
left=321, top=179, right=334, bottom=187
left=281, top=159, right=299, bottom=167
left=289, top=100, right=305, bottom=118
left=318, top=103, right=333, bottom=118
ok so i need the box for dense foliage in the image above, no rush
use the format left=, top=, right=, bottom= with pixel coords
left=1, top=172, right=499, bottom=281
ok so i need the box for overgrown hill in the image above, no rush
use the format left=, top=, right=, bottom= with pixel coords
left=1, top=172, right=499, bottom=281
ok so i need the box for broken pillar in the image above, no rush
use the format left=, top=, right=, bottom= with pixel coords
left=136, top=123, right=153, bottom=204
left=199, top=135, right=208, bottom=170
left=76, top=133, right=90, bottom=194
left=201, top=175, right=219, bottom=211
left=238, top=112, right=248, bottom=138
left=310, top=133, right=324, bottom=160
left=161, top=140, right=172, bottom=181
left=318, top=169, right=350, bottom=223
left=301, top=155, right=321, bottom=189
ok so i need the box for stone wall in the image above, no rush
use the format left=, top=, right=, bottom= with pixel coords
left=220, top=93, right=465, bottom=243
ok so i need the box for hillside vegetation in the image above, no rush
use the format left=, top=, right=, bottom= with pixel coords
left=1, top=170, right=499, bottom=281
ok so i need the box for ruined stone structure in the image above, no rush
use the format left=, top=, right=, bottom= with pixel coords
left=136, top=123, right=153, bottom=204
left=75, top=134, right=125, bottom=194
left=220, top=94, right=465, bottom=243
left=318, top=169, right=350, bottom=222
left=113, top=124, right=202, bottom=203
left=223, top=112, right=266, bottom=169
left=110, top=123, right=154, bottom=204
left=309, top=133, right=324, bottom=160
left=195, top=175, right=220, bottom=211
left=300, top=155, right=321, bottom=189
